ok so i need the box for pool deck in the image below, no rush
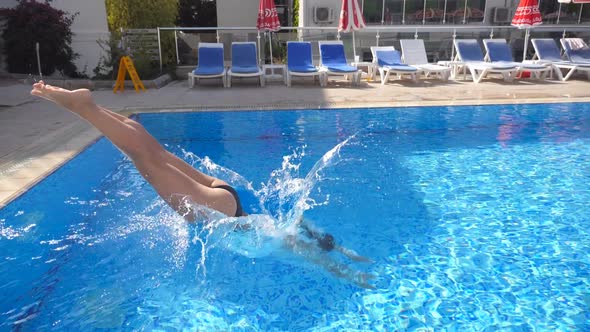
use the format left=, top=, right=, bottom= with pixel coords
left=1, top=76, right=589, bottom=208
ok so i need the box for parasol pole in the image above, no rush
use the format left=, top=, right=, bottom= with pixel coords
left=269, top=32, right=274, bottom=66
left=523, top=27, right=530, bottom=61
left=402, top=0, right=406, bottom=24
left=377, top=0, right=385, bottom=45
left=381, top=0, right=385, bottom=24
left=36, top=42, right=42, bottom=79
left=423, top=0, right=427, bottom=25
left=463, top=0, right=468, bottom=24
left=353, top=31, right=357, bottom=59
left=451, top=28, right=457, bottom=61
left=257, top=31, right=262, bottom=66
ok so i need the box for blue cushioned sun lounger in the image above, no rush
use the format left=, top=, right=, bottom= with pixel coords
left=227, top=42, right=264, bottom=87
left=560, top=38, right=590, bottom=63
left=370, top=46, right=418, bottom=84
left=483, top=39, right=551, bottom=80
left=532, top=38, right=590, bottom=81
left=286, top=41, right=324, bottom=87
left=188, top=43, right=227, bottom=88
left=318, top=41, right=361, bottom=86
left=454, top=39, right=518, bottom=83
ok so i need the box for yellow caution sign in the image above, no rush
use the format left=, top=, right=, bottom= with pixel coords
left=113, top=56, right=146, bottom=93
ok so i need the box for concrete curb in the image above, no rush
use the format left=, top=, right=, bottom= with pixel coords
left=0, top=73, right=172, bottom=90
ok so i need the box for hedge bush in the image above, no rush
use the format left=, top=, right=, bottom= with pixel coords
left=105, top=0, right=179, bottom=30
left=103, top=0, right=179, bottom=78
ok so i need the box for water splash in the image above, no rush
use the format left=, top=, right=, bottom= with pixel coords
left=180, top=133, right=359, bottom=275
left=24, top=133, right=359, bottom=278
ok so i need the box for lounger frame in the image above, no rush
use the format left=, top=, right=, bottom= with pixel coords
left=227, top=42, right=265, bottom=87
left=188, top=43, right=227, bottom=88
left=453, top=39, right=518, bottom=83
left=286, top=41, right=325, bottom=87
left=531, top=38, right=590, bottom=81
left=370, top=46, right=419, bottom=84
left=482, top=39, right=552, bottom=80
left=318, top=41, right=362, bottom=86
left=399, top=39, right=451, bottom=81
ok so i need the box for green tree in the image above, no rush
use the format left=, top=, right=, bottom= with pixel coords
left=293, top=0, right=299, bottom=26
left=103, top=0, right=179, bottom=76
left=105, top=0, right=179, bottom=30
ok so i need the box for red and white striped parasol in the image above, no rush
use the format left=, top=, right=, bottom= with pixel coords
left=338, top=0, right=366, bottom=33
left=257, top=0, right=281, bottom=66
left=256, top=0, right=280, bottom=32
left=512, top=0, right=542, bottom=61
left=511, top=0, right=543, bottom=28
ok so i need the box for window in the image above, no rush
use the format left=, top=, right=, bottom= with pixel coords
left=362, top=0, right=486, bottom=25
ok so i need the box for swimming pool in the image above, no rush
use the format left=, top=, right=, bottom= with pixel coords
left=1, top=103, right=589, bottom=330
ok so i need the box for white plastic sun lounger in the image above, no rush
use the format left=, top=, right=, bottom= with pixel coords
left=453, top=39, right=518, bottom=83
left=188, top=43, right=227, bottom=88
left=531, top=38, right=590, bottom=81
left=370, top=46, right=419, bottom=84
left=286, top=41, right=325, bottom=87
left=399, top=39, right=451, bottom=81
left=483, top=39, right=552, bottom=80
left=227, top=42, right=265, bottom=87
left=318, top=41, right=362, bottom=86
left=560, top=38, right=590, bottom=64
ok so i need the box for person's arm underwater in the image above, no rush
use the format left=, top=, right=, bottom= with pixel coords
left=334, top=245, right=374, bottom=263
left=297, top=217, right=373, bottom=262
left=282, top=234, right=376, bottom=289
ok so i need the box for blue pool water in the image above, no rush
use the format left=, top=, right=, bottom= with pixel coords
left=1, top=103, right=589, bottom=330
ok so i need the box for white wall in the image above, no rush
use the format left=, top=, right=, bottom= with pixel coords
left=49, top=0, right=110, bottom=77
left=0, top=0, right=109, bottom=77
left=216, top=0, right=259, bottom=27
left=0, top=0, right=18, bottom=7
left=300, top=0, right=341, bottom=27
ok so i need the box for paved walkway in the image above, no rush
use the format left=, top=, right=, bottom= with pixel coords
left=1, top=76, right=589, bottom=207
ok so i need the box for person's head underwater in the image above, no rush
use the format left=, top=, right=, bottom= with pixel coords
left=299, top=221, right=336, bottom=251
left=316, top=233, right=335, bottom=251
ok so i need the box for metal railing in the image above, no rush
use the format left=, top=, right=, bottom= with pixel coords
left=156, top=24, right=590, bottom=71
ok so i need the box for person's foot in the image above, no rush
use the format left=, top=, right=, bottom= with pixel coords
left=30, top=81, right=94, bottom=110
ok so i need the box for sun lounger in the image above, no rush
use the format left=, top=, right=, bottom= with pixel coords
left=227, top=42, right=264, bottom=87
left=483, top=39, right=551, bottom=80
left=453, top=39, right=518, bottom=83
left=560, top=38, right=590, bottom=63
left=318, top=41, right=362, bottom=86
left=399, top=39, right=450, bottom=81
left=286, top=41, right=325, bottom=87
left=531, top=38, right=590, bottom=81
left=370, top=46, right=419, bottom=84
left=188, top=43, right=227, bottom=88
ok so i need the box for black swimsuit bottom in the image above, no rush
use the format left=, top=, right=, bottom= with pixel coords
left=213, top=185, right=244, bottom=217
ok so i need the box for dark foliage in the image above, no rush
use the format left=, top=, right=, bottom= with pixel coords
left=177, top=0, right=217, bottom=27
left=0, top=0, right=81, bottom=76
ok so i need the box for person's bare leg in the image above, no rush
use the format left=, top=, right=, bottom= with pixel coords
left=31, top=82, right=237, bottom=218
left=96, top=105, right=228, bottom=188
